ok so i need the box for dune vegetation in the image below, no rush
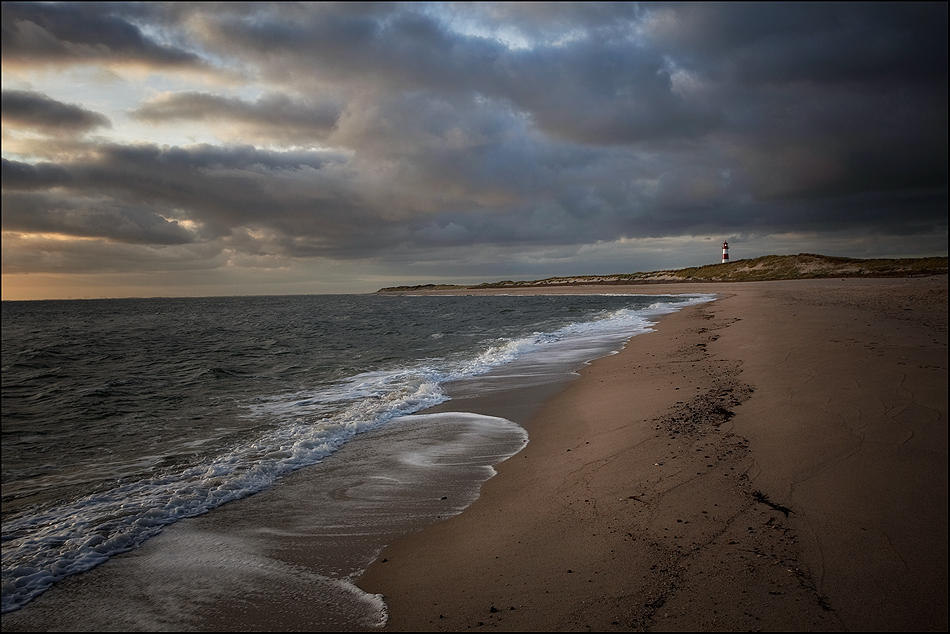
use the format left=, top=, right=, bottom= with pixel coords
left=378, top=254, right=948, bottom=292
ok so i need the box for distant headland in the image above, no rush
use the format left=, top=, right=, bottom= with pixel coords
left=377, top=253, right=948, bottom=292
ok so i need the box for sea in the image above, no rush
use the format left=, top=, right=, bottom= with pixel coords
left=1, top=292, right=713, bottom=628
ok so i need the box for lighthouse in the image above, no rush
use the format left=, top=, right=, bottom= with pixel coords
left=722, top=241, right=729, bottom=264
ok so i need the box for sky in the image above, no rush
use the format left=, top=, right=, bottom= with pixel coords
left=2, top=2, right=947, bottom=299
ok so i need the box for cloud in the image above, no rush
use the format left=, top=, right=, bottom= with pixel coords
left=2, top=145, right=378, bottom=254
left=180, top=5, right=720, bottom=145
left=132, top=92, right=342, bottom=146
left=1, top=3, right=946, bottom=292
left=0, top=230, right=225, bottom=275
left=647, top=3, right=948, bottom=86
left=1, top=1, right=203, bottom=69
left=1, top=157, right=70, bottom=189
left=1, top=90, right=111, bottom=133
left=1, top=190, right=197, bottom=245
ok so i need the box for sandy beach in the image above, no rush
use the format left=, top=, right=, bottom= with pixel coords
left=359, top=276, right=948, bottom=631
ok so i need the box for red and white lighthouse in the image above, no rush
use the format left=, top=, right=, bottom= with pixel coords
left=722, top=241, right=729, bottom=264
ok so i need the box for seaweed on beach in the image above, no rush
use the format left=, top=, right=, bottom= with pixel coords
left=752, top=490, right=794, bottom=517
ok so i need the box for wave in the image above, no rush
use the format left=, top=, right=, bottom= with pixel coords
left=0, top=293, right=714, bottom=613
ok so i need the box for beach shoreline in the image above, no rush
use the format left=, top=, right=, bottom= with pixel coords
left=2, top=277, right=945, bottom=631
left=359, top=276, right=948, bottom=631
left=1, top=292, right=698, bottom=631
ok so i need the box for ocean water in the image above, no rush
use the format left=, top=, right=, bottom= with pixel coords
left=1, top=293, right=713, bottom=621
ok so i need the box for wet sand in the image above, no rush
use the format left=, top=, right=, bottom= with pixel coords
left=359, top=276, right=948, bottom=631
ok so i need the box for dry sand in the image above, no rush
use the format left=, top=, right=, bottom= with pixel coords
left=359, top=276, right=948, bottom=631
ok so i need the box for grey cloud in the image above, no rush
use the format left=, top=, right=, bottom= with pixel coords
left=195, top=6, right=719, bottom=145
left=744, top=188, right=950, bottom=237
left=4, top=122, right=943, bottom=264
left=202, top=5, right=502, bottom=96
left=2, top=158, right=71, bottom=189
left=2, top=3, right=945, bottom=278
left=76, top=144, right=358, bottom=238
left=714, top=82, right=948, bottom=202
left=1, top=191, right=196, bottom=245
left=440, top=2, right=642, bottom=42
left=1, top=1, right=201, bottom=67
left=1, top=146, right=382, bottom=255
left=1, top=232, right=227, bottom=275
left=331, top=91, right=545, bottom=198
left=1, top=90, right=111, bottom=133
left=132, top=92, right=342, bottom=144
left=650, top=3, right=948, bottom=86
left=493, top=44, right=721, bottom=145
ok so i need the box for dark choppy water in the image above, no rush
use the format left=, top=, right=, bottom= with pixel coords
left=1, top=293, right=712, bottom=615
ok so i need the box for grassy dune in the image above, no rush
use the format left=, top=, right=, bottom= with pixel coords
left=378, top=254, right=948, bottom=292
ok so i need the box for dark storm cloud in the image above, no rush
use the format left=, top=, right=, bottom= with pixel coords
left=72, top=144, right=361, bottom=240
left=1, top=90, right=111, bottom=133
left=197, top=5, right=502, bottom=97
left=483, top=41, right=721, bottom=145
left=1, top=146, right=388, bottom=255
left=652, top=2, right=948, bottom=85
left=184, top=2, right=946, bottom=185
left=0, top=230, right=227, bottom=275
left=1, top=1, right=201, bottom=67
left=132, top=92, right=342, bottom=144
left=2, top=158, right=70, bottom=190
left=2, top=2, right=946, bottom=279
left=192, top=4, right=718, bottom=146
left=2, top=135, right=635, bottom=258
left=1, top=190, right=195, bottom=245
